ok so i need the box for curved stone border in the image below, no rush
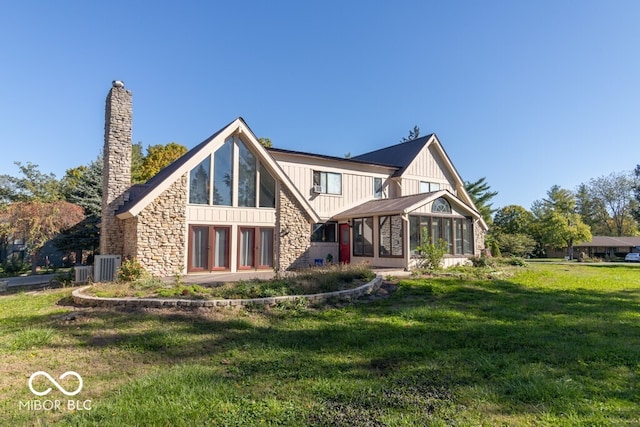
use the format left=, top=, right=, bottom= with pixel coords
left=71, top=275, right=383, bottom=310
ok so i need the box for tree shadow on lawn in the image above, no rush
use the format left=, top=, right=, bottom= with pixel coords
left=8, top=278, right=640, bottom=424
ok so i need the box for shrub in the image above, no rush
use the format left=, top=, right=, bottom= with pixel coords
left=470, top=255, right=495, bottom=268
left=415, top=233, right=449, bottom=271
left=2, top=257, right=29, bottom=276
left=117, top=258, right=148, bottom=282
left=508, top=256, right=526, bottom=267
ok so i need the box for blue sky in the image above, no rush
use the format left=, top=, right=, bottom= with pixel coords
left=1, top=1, right=639, bottom=210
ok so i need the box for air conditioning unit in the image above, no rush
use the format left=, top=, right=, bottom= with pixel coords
left=312, top=185, right=323, bottom=193
left=74, top=266, right=93, bottom=283
left=94, top=255, right=122, bottom=282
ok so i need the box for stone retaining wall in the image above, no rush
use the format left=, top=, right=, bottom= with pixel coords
left=72, top=275, right=383, bottom=309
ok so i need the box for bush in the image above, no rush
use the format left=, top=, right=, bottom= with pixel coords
left=2, top=257, right=29, bottom=276
left=117, top=258, right=148, bottom=282
left=470, top=255, right=495, bottom=268
left=415, top=231, right=449, bottom=271
left=507, top=256, right=526, bottom=267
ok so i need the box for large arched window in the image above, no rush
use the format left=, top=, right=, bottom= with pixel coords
left=431, top=198, right=451, bottom=213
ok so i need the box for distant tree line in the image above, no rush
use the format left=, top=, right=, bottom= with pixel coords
left=0, top=142, right=187, bottom=271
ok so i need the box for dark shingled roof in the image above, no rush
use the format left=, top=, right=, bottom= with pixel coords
left=333, top=192, right=438, bottom=219
left=351, top=135, right=434, bottom=176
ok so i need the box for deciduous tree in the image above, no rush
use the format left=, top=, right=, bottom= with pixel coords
left=3, top=200, right=84, bottom=272
left=531, top=185, right=591, bottom=259
left=133, top=142, right=188, bottom=183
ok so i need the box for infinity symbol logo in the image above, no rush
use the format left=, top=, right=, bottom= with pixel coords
left=28, top=371, right=83, bottom=396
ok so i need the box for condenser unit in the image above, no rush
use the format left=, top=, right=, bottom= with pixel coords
left=94, top=255, right=121, bottom=282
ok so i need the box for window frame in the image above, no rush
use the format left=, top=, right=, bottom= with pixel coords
left=313, top=170, right=342, bottom=195
left=352, top=217, right=374, bottom=257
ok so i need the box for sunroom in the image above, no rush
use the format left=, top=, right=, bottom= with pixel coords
left=332, top=191, right=481, bottom=269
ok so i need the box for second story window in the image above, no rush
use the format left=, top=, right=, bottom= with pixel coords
left=420, top=181, right=440, bottom=193
left=374, top=177, right=383, bottom=199
left=313, top=171, right=342, bottom=195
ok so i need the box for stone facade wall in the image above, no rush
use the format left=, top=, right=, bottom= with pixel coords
left=474, top=218, right=486, bottom=256
left=276, top=186, right=311, bottom=271
left=132, top=174, right=188, bottom=277
left=100, top=82, right=132, bottom=256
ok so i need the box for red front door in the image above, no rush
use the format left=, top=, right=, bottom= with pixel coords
left=339, top=223, right=350, bottom=264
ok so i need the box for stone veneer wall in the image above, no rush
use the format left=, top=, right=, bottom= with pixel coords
left=128, top=174, right=188, bottom=276
left=101, top=83, right=132, bottom=256
left=474, top=218, right=486, bottom=256
left=276, top=186, right=311, bottom=271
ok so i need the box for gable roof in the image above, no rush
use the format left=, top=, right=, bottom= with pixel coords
left=332, top=190, right=482, bottom=221
left=116, top=118, right=320, bottom=222
left=351, top=135, right=433, bottom=176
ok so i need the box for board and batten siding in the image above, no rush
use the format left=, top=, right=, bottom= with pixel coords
left=400, top=144, right=456, bottom=196
left=275, top=159, right=393, bottom=220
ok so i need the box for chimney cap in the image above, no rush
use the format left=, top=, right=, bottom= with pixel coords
left=112, top=80, right=125, bottom=88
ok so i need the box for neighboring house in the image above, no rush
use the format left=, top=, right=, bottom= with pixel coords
left=100, top=82, right=488, bottom=276
left=547, top=236, right=640, bottom=259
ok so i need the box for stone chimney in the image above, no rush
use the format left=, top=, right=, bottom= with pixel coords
left=100, top=80, right=132, bottom=255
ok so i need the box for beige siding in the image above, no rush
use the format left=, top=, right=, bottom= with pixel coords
left=274, top=154, right=395, bottom=219
left=401, top=144, right=456, bottom=196
left=186, top=206, right=276, bottom=225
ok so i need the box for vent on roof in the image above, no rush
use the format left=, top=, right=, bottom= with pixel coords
left=312, top=185, right=323, bottom=193
left=94, top=255, right=121, bottom=282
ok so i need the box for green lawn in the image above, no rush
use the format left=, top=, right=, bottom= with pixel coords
left=1, top=263, right=639, bottom=426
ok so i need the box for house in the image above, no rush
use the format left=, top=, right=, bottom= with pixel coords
left=547, top=236, right=640, bottom=259
left=100, top=82, right=488, bottom=277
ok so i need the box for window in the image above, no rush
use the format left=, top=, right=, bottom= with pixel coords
left=420, top=181, right=440, bottom=193
left=260, top=229, right=274, bottom=267
left=188, top=135, right=277, bottom=208
left=188, top=225, right=229, bottom=272
left=432, top=198, right=451, bottom=213
left=374, top=177, right=383, bottom=199
left=213, top=137, right=233, bottom=206
left=353, top=217, right=373, bottom=256
left=410, top=215, right=474, bottom=256
left=239, top=227, right=274, bottom=269
left=259, top=163, right=276, bottom=208
left=311, top=222, right=337, bottom=242
left=379, top=215, right=403, bottom=257
left=189, top=157, right=210, bottom=204
left=313, top=171, right=342, bottom=195
left=238, top=140, right=257, bottom=207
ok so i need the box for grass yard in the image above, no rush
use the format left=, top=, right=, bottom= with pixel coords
left=1, top=263, right=639, bottom=426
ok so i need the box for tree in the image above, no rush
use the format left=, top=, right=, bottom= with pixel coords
left=56, top=156, right=104, bottom=262
left=493, top=205, right=534, bottom=235
left=131, top=142, right=144, bottom=181
left=575, top=183, right=610, bottom=235
left=531, top=185, right=591, bottom=259
left=258, top=137, right=273, bottom=148
left=492, top=205, right=536, bottom=257
left=0, top=162, right=61, bottom=203
left=3, top=200, right=84, bottom=272
left=400, top=125, right=420, bottom=142
left=132, top=142, right=188, bottom=183
left=465, top=177, right=498, bottom=224
left=584, top=172, right=638, bottom=236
